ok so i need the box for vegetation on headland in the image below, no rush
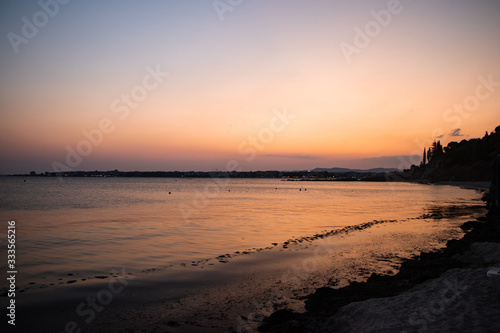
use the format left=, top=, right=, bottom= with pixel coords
left=399, top=125, right=500, bottom=182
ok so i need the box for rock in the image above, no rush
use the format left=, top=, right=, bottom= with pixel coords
left=258, top=309, right=299, bottom=332
left=166, top=320, right=180, bottom=327
left=258, top=210, right=500, bottom=332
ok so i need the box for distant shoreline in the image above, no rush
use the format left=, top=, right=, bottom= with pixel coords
left=5, top=169, right=399, bottom=181
left=5, top=174, right=492, bottom=193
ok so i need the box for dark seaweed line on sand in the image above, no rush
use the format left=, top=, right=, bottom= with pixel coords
left=161, top=212, right=458, bottom=268
left=258, top=208, right=500, bottom=332
left=143, top=219, right=406, bottom=273
left=7, top=205, right=482, bottom=294
left=0, top=215, right=410, bottom=295
left=149, top=204, right=484, bottom=269
left=147, top=220, right=408, bottom=270
left=193, top=204, right=484, bottom=266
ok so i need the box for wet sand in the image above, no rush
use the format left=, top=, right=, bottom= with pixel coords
left=436, top=181, right=491, bottom=191
left=260, top=208, right=500, bottom=332
left=16, top=202, right=486, bottom=332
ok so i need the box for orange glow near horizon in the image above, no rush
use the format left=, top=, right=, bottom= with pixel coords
left=1, top=1, right=500, bottom=173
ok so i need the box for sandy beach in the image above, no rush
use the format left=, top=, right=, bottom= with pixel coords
left=13, top=183, right=491, bottom=333
left=332, top=247, right=500, bottom=332
left=260, top=205, right=500, bottom=332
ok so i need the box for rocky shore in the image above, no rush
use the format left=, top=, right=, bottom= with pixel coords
left=259, top=208, right=500, bottom=332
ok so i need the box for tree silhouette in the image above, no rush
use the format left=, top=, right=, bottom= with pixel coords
left=412, top=125, right=500, bottom=181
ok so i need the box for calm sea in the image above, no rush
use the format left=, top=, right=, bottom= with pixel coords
left=0, top=177, right=482, bottom=289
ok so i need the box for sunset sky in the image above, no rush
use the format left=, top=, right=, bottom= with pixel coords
left=1, top=0, right=500, bottom=174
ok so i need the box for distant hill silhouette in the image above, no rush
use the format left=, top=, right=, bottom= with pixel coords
left=401, top=125, right=500, bottom=181
left=312, top=167, right=400, bottom=173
